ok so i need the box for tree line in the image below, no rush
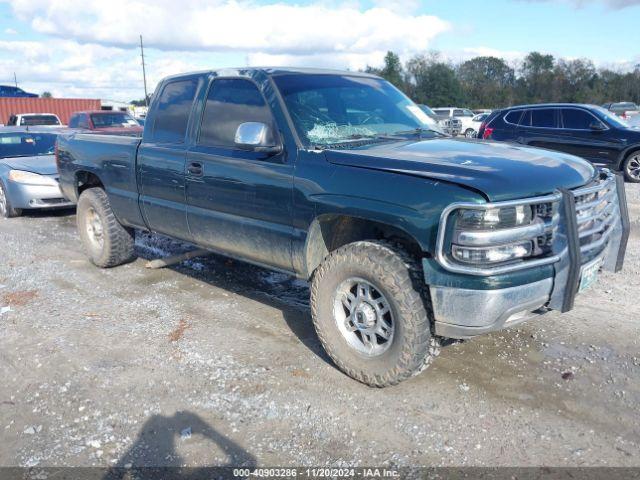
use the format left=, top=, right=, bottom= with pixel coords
left=366, top=51, right=640, bottom=109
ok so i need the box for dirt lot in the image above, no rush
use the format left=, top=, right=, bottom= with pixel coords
left=0, top=184, right=639, bottom=469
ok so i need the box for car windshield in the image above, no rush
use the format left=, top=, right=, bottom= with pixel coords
left=20, top=115, right=60, bottom=126
left=90, top=113, right=139, bottom=128
left=593, top=106, right=629, bottom=128
left=273, top=74, right=441, bottom=147
left=0, top=132, right=57, bottom=158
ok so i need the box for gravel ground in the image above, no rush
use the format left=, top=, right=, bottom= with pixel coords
left=0, top=184, right=639, bottom=469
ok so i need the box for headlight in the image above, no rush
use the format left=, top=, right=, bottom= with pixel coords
left=444, top=200, right=559, bottom=269
left=456, top=205, right=533, bottom=230
left=8, top=170, right=58, bottom=187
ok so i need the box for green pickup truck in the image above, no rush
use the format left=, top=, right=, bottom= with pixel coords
left=56, top=68, right=630, bottom=386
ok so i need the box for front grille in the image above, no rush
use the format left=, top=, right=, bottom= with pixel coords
left=573, top=170, right=618, bottom=259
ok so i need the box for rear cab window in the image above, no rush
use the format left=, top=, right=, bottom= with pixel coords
left=151, top=78, right=199, bottom=143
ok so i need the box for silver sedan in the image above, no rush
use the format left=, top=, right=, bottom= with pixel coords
left=0, top=127, right=74, bottom=218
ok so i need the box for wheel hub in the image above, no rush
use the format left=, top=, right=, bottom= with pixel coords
left=354, top=302, right=377, bottom=329
left=85, top=207, right=104, bottom=248
left=333, top=278, right=394, bottom=357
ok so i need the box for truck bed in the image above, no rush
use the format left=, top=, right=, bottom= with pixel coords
left=57, top=132, right=144, bottom=228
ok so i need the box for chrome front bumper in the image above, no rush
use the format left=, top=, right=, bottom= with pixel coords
left=428, top=171, right=630, bottom=339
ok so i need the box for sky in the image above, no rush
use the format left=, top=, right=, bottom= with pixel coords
left=0, top=0, right=639, bottom=102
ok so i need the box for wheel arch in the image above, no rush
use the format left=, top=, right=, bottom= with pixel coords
left=303, top=213, right=427, bottom=279
left=617, top=145, right=640, bottom=170
left=75, top=170, right=106, bottom=198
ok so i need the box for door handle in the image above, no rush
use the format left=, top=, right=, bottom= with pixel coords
left=187, top=162, right=203, bottom=176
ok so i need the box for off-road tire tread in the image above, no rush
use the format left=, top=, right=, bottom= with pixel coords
left=310, top=240, right=440, bottom=387
left=77, top=188, right=136, bottom=268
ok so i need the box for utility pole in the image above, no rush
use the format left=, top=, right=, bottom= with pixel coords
left=140, top=35, right=149, bottom=108
left=13, top=72, right=18, bottom=88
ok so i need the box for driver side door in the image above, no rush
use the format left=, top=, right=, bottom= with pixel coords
left=185, top=77, right=294, bottom=271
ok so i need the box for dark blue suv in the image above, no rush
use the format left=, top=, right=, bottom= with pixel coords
left=478, top=103, right=640, bottom=182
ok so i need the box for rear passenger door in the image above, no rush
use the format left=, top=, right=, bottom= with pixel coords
left=516, top=108, right=563, bottom=150
left=185, top=77, right=294, bottom=271
left=137, top=76, right=201, bottom=241
left=558, top=107, right=621, bottom=165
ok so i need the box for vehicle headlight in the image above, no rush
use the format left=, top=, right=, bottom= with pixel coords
left=456, top=205, right=533, bottom=230
left=443, top=201, right=558, bottom=268
left=8, top=170, right=58, bottom=187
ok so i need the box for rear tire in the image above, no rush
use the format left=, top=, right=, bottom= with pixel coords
left=464, top=128, right=476, bottom=139
left=310, top=240, right=440, bottom=387
left=77, top=187, right=136, bottom=267
left=622, top=151, right=640, bottom=183
left=0, top=180, right=21, bottom=218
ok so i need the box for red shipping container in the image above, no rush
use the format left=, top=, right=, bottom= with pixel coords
left=0, top=98, right=101, bottom=125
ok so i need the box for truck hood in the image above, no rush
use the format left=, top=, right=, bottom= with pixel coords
left=1, top=155, right=57, bottom=175
left=324, top=139, right=596, bottom=202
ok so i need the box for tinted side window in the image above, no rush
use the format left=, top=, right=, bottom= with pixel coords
left=152, top=78, right=199, bottom=143
left=531, top=109, right=556, bottom=128
left=69, top=115, right=78, bottom=128
left=78, top=114, right=89, bottom=129
left=562, top=109, right=596, bottom=129
left=199, top=78, right=275, bottom=148
left=453, top=109, right=464, bottom=117
left=504, top=110, right=523, bottom=125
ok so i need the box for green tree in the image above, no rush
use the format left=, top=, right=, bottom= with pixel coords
left=457, top=56, right=515, bottom=108
left=517, top=52, right=555, bottom=103
left=41, top=91, right=52, bottom=98
left=404, top=52, right=464, bottom=107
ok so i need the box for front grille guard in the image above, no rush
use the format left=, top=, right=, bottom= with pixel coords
left=549, top=170, right=630, bottom=312
left=435, top=168, right=630, bottom=310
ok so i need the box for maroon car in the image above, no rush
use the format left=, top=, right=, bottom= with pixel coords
left=68, top=111, right=143, bottom=135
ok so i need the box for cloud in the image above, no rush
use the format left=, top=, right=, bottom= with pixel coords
left=0, top=0, right=450, bottom=99
left=4, top=28, right=18, bottom=34
left=517, top=0, right=640, bottom=9
left=4, top=0, right=450, bottom=55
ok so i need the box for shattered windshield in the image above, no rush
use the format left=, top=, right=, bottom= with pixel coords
left=273, top=74, right=441, bottom=147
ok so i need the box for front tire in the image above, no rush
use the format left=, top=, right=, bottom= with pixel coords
left=310, top=241, right=439, bottom=387
left=623, top=151, right=640, bottom=183
left=0, top=180, right=22, bottom=218
left=77, top=188, right=136, bottom=267
left=464, top=128, right=476, bottom=139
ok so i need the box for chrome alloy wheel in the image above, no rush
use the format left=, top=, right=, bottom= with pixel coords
left=333, top=278, right=394, bottom=357
left=85, top=207, right=104, bottom=249
left=626, top=154, right=640, bottom=181
left=0, top=185, right=7, bottom=217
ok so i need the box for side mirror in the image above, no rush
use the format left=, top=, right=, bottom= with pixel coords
left=589, top=121, right=606, bottom=131
left=234, top=122, right=282, bottom=154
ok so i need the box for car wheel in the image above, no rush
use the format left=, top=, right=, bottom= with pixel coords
left=0, top=180, right=22, bottom=218
left=77, top=187, right=136, bottom=267
left=310, top=240, right=440, bottom=387
left=623, top=151, right=640, bottom=183
left=464, top=128, right=476, bottom=139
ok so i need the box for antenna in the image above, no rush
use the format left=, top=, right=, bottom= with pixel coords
left=140, top=35, right=149, bottom=108
left=13, top=72, right=18, bottom=88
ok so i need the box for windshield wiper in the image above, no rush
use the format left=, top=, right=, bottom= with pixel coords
left=391, top=127, right=446, bottom=138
